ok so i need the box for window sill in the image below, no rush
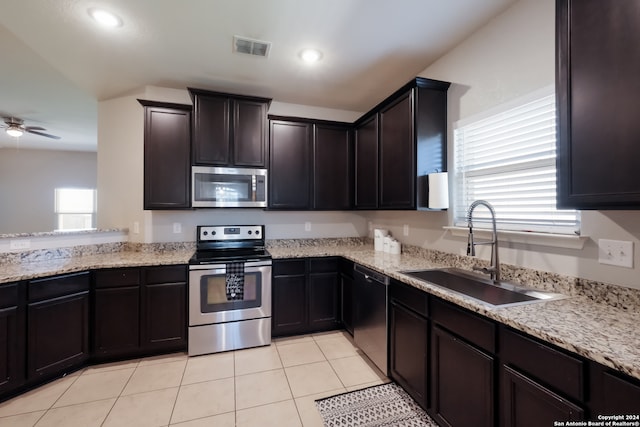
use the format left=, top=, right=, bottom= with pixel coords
left=443, top=226, right=588, bottom=250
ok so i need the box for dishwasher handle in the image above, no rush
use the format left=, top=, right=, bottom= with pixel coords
left=354, top=264, right=390, bottom=285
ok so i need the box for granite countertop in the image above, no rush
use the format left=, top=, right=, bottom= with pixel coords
left=1, top=242, right=638, bottom=381
left=0, top=249, right=193, bottom=283
left=269, top=245, right=640, bottom=381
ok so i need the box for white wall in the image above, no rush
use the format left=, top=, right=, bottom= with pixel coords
left=0, top=148, right=96, bottom=234
left=363, top=0, right=640, bottom=290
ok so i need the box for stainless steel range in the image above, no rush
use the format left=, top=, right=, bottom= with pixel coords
left=188, top=225, right=272, bottom=356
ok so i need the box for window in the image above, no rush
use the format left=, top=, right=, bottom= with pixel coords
left=453, top=87, right=579, bottom=235
left=54, top=188, right=96, bottom=231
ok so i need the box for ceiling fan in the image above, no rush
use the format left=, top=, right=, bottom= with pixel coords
left=2, top=117, right=61, bottom=139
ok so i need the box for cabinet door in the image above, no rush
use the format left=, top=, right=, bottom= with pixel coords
left=192, top=94, right=231, bottom=165
left=141, top=282, right=187, bottom=352
left=557, top=0, right=640, bottom=208
left=307, top=272, right=340, bottom=332
left=501, top=365, right=584, bottom=427
left=142, top=103, right=192, bottom=209
left=93, top=287, right=140, bottom=358
left=233, top=99, right=268, bottom=167
left=0, top=282, right=24, bottom=396
left=431, top=325, right=494, bottom=427
left=272, top=274, right=307, bottom=336
left=269, top=120, right=311, bottom=209
left=390, top=301, right=428, bottom=410
left=354, top=115, right=379, bottom=209
left=379, top=90, right=415, bottom=209
left=313, top=124, right=352, bottom=209
left=340, top=272, right=354, bottom=336
left=590, top=363, right=640, bottom=416
left=27, top=292, right=89, bottom=379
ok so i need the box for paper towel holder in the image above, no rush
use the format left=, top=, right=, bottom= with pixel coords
left=427, top=171, right=449, bottom=210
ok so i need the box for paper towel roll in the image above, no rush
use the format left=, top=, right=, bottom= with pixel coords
left=428, top=172, right=449, bottom=209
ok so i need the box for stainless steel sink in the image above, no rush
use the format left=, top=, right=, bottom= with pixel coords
left=400, top=268, right=566, bottom=307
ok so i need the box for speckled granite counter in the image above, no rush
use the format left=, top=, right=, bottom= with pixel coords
left=268, top=243, right=640, bottom=382
left=0, top=248, right=193, bottom=283
left=1, top=240, right=639, bottom=382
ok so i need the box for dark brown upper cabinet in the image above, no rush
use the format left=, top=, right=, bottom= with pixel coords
left=354, top=114, right=379, bottom=209
left=313, top=122, right=352, bottom=210
left=354, top=77, right=450, bottom=210
left=188, top=88, right=271, bottom=168
left=557, top=0, right=640, bottom=209
left=268, top=117, right=352, bottom=210
left=138, top=100, right=192, bottom=210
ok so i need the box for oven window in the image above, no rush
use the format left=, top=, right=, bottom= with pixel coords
left=200, top=271, right=262, bottom=313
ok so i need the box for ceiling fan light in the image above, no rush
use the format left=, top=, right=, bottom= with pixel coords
left=88, top=8, right=122, bottom=28
left=6, top=126, right=23, bottom=138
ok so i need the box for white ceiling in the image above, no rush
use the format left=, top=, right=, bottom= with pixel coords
left=0, top=0, right=516, bottom=152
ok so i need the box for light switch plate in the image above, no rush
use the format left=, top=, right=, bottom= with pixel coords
left=403, top=224, right=409, bottom=236
left=305, top=222, right=311, bottom=232
left=173, top=222, right=182, bottom=234
left=598, top=239, right=633, bottom=268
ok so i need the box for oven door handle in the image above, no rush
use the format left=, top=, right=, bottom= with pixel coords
left=189, top=260, right=272, bottom=271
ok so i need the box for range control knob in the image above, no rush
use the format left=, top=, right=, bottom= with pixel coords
left=248, top=230, right=253, bottom=235
left=203, top=231, right=208, bottom=236
left=255, top=229, right=260, bottom=235
left=212, top=231, right=216, bottom=235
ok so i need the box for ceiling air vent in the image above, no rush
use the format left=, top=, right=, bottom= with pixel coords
left=233, top=36, right=271, bottom=58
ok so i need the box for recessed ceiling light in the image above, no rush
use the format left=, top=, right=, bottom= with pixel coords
left=88, top=8, right=122, bottom=28
left=300, top=49, right=322, bottom=63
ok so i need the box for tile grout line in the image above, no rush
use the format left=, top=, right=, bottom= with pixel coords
left=166, top=354, right=190, bottom=426
left=99, top=359, right=140, bottom=426
left=275, top=340, right=305, bottom=427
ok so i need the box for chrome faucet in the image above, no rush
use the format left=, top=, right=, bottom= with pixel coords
left=466, top=200, right=500, bottom=282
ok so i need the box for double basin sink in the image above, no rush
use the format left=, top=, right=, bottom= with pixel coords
left=400, top=267, right=566, bottom=308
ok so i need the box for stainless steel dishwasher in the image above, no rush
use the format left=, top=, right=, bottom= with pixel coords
left=353, top=263, right=389, bottom=376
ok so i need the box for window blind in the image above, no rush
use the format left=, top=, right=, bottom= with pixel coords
left=453, top=90, right=580, bottom=235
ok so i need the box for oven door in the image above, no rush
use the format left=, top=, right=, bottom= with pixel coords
left=189, top=261, right=272, bottom=326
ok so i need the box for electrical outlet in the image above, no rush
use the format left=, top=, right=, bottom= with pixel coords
left=305, top=222, right=311, bottom=232
left=10, top=239, right=30, bottom=250
left=173, top=222, right=182, bottom=234
left=368, top=221, right=373, bottom=231
left=133, top=221, right=140, bottom=234
left=598, top=239, right=633, bottom=268
left=403, top=224, right=409, bottom=236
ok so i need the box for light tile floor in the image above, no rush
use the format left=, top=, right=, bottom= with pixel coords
left=0, top=330, right=388, bottom=427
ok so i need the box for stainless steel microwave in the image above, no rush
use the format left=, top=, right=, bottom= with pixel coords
left=192, top=166, right=267, bottom=208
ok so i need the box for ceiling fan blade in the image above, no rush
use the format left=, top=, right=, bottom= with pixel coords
left=25, top=126, right=46, bottom=131
left=26, top=129, right=61, bottom=139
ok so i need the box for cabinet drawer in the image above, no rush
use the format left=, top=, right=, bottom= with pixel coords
left=431, top=298, right=495, bottom=352
left=94, top=268, right=141, bottom=289
left=273, top=259, right=306, bottom=276
left=144, top=265, right=187, bottom=285
left=0, top=282, right=19, bottom=308
left=309, top=257, right=339, bottom=273
left=28, top=272, right=90, bottom=302
left=500, top=327, right=584, bottom=401
left=390, top=280, right=428, bottom=317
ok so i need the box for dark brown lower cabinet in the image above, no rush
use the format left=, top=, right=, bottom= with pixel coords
left=140, top=266, right=187, bottom=352
left=501, top=365, right=583, bottom=426
left=431, top=325, right=494, bottom=427
left=590, top=362, right=640, bottom=416
left=389, top=300, right=428, bottom=410
left=0, top=282, right=25, bottom=396
left=93, top=265, right=187, bottom=361
left=339, top=259, right=354, bottom=336
left=27, top=273, right=90, bottom=380
left=93, top=286, right=140, bottom=358
left=272, top=258, right=341, bottom=337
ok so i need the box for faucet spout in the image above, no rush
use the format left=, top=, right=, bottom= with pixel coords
left=466, top=200, right=500, bottom=282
